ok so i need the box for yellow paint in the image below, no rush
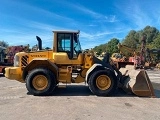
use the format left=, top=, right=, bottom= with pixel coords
left=32, top=75, right=48, bottom=90
left=58, top=68, right=72, bottom=83
left=5, top=67, right=24, bottom=82
left=96, top=75, right=111, bottom=90
left=53, top=53, right=83, bottom=65
left=74, top=74, right=85, bottom=83
left=84, top=54, right=94, bottom=68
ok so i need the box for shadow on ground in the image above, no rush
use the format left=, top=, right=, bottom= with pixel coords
left=47, top=85, right=136, bottom=97
left=27, top=83, right=160, bottom=98
left=152, top=82, right=160, bottom=98
left=0, top=74, right=4, bottom=77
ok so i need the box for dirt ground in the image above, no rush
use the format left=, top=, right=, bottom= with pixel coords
left=0, top=69, right=160, bottom=120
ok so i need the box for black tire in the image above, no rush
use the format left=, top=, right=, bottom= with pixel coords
left=2, top=68, right=5, bottom=76
left=25, top=68, right=56, bottom=96
left=88, top=70, right=117, bottom=96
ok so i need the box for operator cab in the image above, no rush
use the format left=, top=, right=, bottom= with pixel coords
left=53, top=30, right=82, bottom=59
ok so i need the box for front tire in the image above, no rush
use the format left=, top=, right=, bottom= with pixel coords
left=26, top=68, right=56, bottom=96
left=88, top=70, right=117, bottom=96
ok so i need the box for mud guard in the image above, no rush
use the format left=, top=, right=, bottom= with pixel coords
left=85, top=64, right=103, bottom=82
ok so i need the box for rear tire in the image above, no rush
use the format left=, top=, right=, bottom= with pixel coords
left=88, top=70, right=117, bottom=96
left=26, top=68, right=56, bottom=96
left=2, top=68, right=5, bottom=76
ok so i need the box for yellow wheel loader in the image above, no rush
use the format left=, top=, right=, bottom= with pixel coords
left=5, top=30, right=155, bottom=97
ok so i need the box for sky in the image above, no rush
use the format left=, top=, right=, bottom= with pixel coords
left=0, top=0, right=160, bottom=50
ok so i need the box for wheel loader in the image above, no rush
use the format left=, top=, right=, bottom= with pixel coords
left=5, top=30, right=155, bottom=97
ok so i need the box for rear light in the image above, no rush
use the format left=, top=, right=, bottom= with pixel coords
left=14, top=55, right=19, bottom=67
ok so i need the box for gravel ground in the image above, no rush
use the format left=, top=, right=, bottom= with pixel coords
left=0, top=69, right=160, bottom=120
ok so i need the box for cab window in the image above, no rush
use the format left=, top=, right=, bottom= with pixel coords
left=57, top=32, right=82, bottom=59
left=57, top=33, right=72, bottom=58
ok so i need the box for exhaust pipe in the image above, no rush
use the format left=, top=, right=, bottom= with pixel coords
left=36, top=36, right=42, bottom=50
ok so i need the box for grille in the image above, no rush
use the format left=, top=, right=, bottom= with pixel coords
left=21, top=55, right=29, bottom=67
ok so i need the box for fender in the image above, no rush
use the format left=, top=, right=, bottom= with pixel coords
left=85, top=64, right=105, bottom=82
left=22, top=58, right=58, bottom=81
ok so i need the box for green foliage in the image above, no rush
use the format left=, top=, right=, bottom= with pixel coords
left=93, top=39, right=119, bottom=55
left=93, top=43, right=107, bottom=55
left=122, top=30, right=139, bottom=49
left=121, top=26, right=160, bottom=50
left=92, top=25, right=160, bottom=56
left=0, top=40, right=9, bottom=47
left=106, top=38, right=119, bottom=55
left=151, top=33, right=160, bottom=49
left=142, top=26, right=159, bottom=43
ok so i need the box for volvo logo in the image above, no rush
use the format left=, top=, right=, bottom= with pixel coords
left=31, top=55, right=46, bottom=57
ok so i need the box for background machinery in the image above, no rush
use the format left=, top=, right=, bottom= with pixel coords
left=116, top=43, right=141, bottom=69
left=0, top=45, right=29, bottom=75
left=5, top=30, right=155, bottom=97
left=116, top=45, right=160, bottom=69
left=147, top=48, right=160, bottom=69
left=113, top=35, right=160, bottom=69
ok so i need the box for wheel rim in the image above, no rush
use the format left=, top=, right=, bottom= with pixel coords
left=32, top=75, right=48, bottom=90
left=96, top=75, right=111, bottom=90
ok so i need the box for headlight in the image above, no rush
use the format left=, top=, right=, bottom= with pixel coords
left=14, top=55, right=19, bottom=67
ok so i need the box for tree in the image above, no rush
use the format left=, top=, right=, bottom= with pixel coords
left=0, top=40, right=9, bottom=47
left=122, top=30, right=139, bottom=49
left=122, top=26, right=159, bottom=49
left=142, top=26, right=159, bottom=43
left=106, top=38, right=119, bottom=55
left=151, top=33, right=160, bottom=49
left=93, top=43, right=107, bottom=55
left=92, top=25, right=160, bottom=57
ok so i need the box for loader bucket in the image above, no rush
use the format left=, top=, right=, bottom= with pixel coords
left=119, top=66, right=155, bottom=97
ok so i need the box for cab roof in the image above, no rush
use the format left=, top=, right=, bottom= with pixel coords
left=53, top=30, right=80, bottom=34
